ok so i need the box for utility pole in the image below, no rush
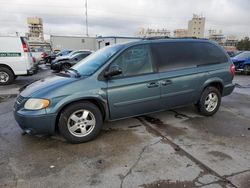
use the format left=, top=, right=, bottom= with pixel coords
left=85, top=0, right=89, bottom=36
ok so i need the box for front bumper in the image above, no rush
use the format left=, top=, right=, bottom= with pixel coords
left=14, top=110, right=57, bottom=135
left=222, top=83, right=235, bottom=97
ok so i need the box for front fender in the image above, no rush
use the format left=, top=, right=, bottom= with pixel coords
left=46, top=89, right=109, bottom=120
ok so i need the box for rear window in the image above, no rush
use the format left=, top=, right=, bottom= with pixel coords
left=152, top=41, right=228, bottom=72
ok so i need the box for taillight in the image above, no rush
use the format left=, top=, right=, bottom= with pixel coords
left=20, top=37, right=29, bottom=53
left=22, top=43, right=28, bottom=52
left=32, top=57, right=36, bottom=63
left=42, top=52, right=48, bottom=58
left=230, top=64, right=235, bottom=76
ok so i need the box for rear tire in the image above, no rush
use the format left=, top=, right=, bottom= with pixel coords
left=58, top=101, right=103, bottom=143
left=0, top=67, right=14, bottom=85
left=197, top=86, right=221, bottom=116
left=243, top=65, right=250, bottom=75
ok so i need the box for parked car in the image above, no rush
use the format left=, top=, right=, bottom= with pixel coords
left=51, top=50, right=90, bottom=64
left=14, top=39, right=235, bottom=143
left=43, top=49, right=72, bottom=64
left=231, top=51, right=250, bottom=75
left=0, top=36, right=35, bottom=85
left=51, top=51, right=92, bottom=72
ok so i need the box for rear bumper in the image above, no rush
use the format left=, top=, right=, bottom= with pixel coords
left=222, top=83, right=235, bottom=97
left=27, top=68, right=34, bottom=75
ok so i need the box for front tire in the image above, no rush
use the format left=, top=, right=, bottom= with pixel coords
left=197, top=86, right=221, bottom=116
left=0, top=67, right=14, bottom=85
left=58, top=101, right=103, bottom=143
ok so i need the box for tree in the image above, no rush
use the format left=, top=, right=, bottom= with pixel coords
left=237, top=37, right=250, bottom=50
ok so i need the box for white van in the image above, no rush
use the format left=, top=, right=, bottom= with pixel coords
left=0, top=36, right=35, bottom=85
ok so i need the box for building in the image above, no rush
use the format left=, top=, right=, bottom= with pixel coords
left=208, top=29, right=225, bottom=45
left=96, top=36, right=141, bottom=49
left=26, top=17, right=50, bottom=51
left=224, top=35, right=238, bottom=48
left=27, top=17, right=44, bottom=42
left=50, top=35, right=141, bottom=51
left=174, top=29, right=188, bottom=38
left=50, top=35, right=97, bottom=51
left=187, top=14, right=205, bottom=38
left=137, top=28, right=171, bottom=38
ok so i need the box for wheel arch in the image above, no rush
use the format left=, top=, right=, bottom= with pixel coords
left=0, top=64, right=15, bottom=76
left=201, top=79, right=224, bottom=95
left=54, top=97, right=108, bottom=132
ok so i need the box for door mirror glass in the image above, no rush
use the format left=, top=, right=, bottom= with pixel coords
left=104, top=64, right=122, bottom=77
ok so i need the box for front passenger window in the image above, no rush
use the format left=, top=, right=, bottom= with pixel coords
left=112, top=45, right=154, bottom=77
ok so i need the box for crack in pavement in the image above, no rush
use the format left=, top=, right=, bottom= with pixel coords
left=138, top=117, right=237, bottom=188
left=197, top=180, right=231, bottom=188
left=235, top=83, right=250, bottom=89
left=223, top=169, right=250, bottom=178
left=221, top=105, right=250, bottom=121
left=119, top=139, right=162, bottom=188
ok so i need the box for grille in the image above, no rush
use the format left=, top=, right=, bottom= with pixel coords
left=16, top=95, right=25, bottom=104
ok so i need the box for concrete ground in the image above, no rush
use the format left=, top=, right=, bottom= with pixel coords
left=0, top=67, right=250, bottom=188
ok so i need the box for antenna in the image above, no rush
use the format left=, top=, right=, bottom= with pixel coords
left=85, top=0, right=89, bottom=36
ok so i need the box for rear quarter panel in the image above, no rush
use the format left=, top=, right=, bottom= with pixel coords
left=196, top=62, right=233, bottom=98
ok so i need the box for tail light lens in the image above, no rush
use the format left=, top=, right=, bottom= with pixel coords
left=22, top=43, right=28, bottom=52
left=230, top=64, right=235, bottom=76
left=41, top=52, right=48, bottom=58
left=20, top=37, right=29, bottom=52
left=32, top=57, right=36, bottom=63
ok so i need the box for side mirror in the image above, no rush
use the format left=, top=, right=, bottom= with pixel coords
left=104, top=64, right=122, bottom=77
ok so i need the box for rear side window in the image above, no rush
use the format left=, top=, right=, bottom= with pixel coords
left=152, top=41, right=228, bottom=72
left=78, top=53, right=90, bottom=59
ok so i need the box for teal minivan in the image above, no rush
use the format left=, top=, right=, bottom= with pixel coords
left=14, top=39, right=235, bottom=143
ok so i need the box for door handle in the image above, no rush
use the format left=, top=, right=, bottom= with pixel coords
left=161, top=80, right=172, bottom=86
left=147, top=82, right=159, bottom=88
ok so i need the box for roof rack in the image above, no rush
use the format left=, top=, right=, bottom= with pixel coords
left=143, top=36, right=170, bottom=40
left=143, top=36, right=208, bottom=40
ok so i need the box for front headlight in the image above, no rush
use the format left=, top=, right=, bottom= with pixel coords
left=24, top=98, right=50, bottom=110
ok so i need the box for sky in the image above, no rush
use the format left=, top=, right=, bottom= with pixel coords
left=0, top=0, right=249, bottom=39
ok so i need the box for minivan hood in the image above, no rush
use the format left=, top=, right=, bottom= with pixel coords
left=20, top=75, right=77, bottom=97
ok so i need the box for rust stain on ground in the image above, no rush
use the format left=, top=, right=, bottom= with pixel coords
left=141, top=180, right=196, bottom=188
left=207, top=151, right=233, bottom=160
left=143, top=116, right=187, bottom=137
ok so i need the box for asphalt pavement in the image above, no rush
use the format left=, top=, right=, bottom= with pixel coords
left=0, top=67, right=250, bottom=188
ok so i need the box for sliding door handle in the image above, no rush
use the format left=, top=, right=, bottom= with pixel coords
left=161, top=80, right=172, bottom=86
left=147, top=82, right=159, bottom=88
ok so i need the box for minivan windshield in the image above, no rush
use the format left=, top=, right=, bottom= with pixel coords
left=72, top=44, right=124, bottom=76
left=234, top=51, right=250, bottom=60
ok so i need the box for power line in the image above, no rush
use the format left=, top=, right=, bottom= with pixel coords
left=85, top=0, right=88, bottom=36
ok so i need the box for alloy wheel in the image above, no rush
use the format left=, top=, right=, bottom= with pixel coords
left=67, top=109, right=96, bottom=137
left=204, top=92, right=218, bottom=112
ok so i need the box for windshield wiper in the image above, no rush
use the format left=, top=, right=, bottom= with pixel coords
left=68, top=68, right=81, bottom=78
